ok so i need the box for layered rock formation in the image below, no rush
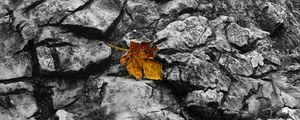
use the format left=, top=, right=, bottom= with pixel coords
left=1, top=0, right=300, bottom=120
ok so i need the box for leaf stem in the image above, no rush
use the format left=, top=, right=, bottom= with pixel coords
left=106, top=43, right=128, bottom=51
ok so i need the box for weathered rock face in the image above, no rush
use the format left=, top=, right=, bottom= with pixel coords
left=0, top=24, right=32, bottom=80
left=48, top=76, right=183, bottom=120
left=36, top=30, right=111, bottom=72
left=98, top=77, right=182, bottom=120
left=0, top=82, right=36, bottom=120
left=155, top=4, right=299, bottom=118
left=1, top=0, right=300, bottom=120
left=156, top=16, right=212, bottom=50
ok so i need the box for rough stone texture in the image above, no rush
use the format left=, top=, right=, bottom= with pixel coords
left=0, top=56, right=32, bottom=79
left=37, top=46, right=55, bottom=71
left=36, top=32, right=111, bottom=72
left=186, top=89, right=224, bottom=107
left=10, top=93, right=38, bottom=118
left=56, top=109, right=75, bottom=120
left=208, top=15, right=234, bottom=52
left=0, top=93, right=37, bottom=120
left=99, top=77, right=183, bottom=120
left=160, top=0, right=198, bottom=17
left=155, top=2, right=299, bottom=118
left=1, top=0, right=300, bottom=120
left=226, top=22, right=269, bottom=47
left=48, top=76, right=183, bottom=120
left=0, top=23, right=32, bottom=80
left=126, top=0, right=160, bottom=29
left=0, top=82, right=33, bottom=94
left=156, top=16, right=212, bottom=50
left=161, top=50, right=231, bottom=92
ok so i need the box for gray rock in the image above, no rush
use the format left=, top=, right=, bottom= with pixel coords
left=126, top=0, right=160, bottom=29
left=56, top=109, right=75, bottom=120
left=0, top=55, right=32, bottom=80
left=156, top=14, right=283, bottom=119
left=52, top=41, right=110, bottom=72
left=160, top=0, right=198, bottom=17
left=161, top=49, right=231, bottom=92
left=276, top=107, right=300, bottom=120
left=227, top=22, right=250, bottom=47
left=0, top=107, right=13, bottom=120
left=185, top=89, right=223, bottom=107
left=100, top=77, right=182, bottom=120
left=208, top=16, right=234, bottom=52
left=260, top=2, right=300, bottom=52
left=156, top=16, right=212, bottom=51
left=256, top=38, right=281, bottom=66
left=0, top=93, right=37, bottom=120
left=10, top=93, right=38, bottom=118
left=218, top=54, right=253, bottom=76
left=258, top=2, right=286, bottom=33
left=2, top=0, right=300, bottom=120
left=0, top=82, right=33, bottom=94
left=226, top=22, right=269, bottom=47
left=0, top=24, right=32, bottom=80
left=62, top=76, right=183, bottom=120
left=50, top=81, right=83, bottom=109
left=23, top=0, right=87, bottom=25
left=64, top=0, right=123, bottom=30
left=37, top=27, right=111, bottom=72
left=37, top=46, right=55, bottom=72
left=243, top=95, right=271, bottom=117
left=222, top=76, right=259, bottom=112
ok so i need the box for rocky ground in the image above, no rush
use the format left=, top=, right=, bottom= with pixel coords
left=1, top=0, right=300, bottom=120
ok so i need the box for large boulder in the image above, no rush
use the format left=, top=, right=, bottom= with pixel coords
left=1, top=0, right=300, bottom=120
left=50, top=76, right=183, bottom=120
left=36, top=28, right=111, bottom=72
left=0, top=24, right=32, bottom=80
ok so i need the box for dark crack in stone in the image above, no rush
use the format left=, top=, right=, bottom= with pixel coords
left=1, top=0, right=300, bottom=120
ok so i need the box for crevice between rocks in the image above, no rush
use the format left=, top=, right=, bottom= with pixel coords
left=156, top=80, right=193, bottom=119
left=0, top=76, right=32, bottom=84
left=66, top=0, right=94, bottom=14
left=240, top=84, right=262, bottom=114
left=0, top=88, right=33, bottom=96
left=41, top=55, right=113, bottom=79
left=3, top=16, right=116, bottom=120
left=38, top=0, right=128, bottom=42
left=234, top=69, right=279, bottom=80
left=98, top=82, right=108, bottom=106
left=22, top=0, right=46, bottom=14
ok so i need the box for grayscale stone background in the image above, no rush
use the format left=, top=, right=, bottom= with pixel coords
left=1, top=0, right=300, bottom=120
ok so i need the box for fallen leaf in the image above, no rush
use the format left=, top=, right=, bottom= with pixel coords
left=143, top=59, right=162, bottom=80
left=109, top=40, right=163, bottom=80
left=260, top=73, right=300, bottom=108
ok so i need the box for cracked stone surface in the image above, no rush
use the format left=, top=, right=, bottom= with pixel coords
left=1, top=0, right=300, bottom=120
left=0, top=24, right=32, bottom=80
left=0, top=93, right=37, bottom=120
left=36, top=31, right=111, bottom=72
left=49, top=76, right=183, bottom=120
left=156, top=16, right=212, bottom=51
left=226, top=22, right=269, bottom=47
left=99, top=76, right=182, bottom=120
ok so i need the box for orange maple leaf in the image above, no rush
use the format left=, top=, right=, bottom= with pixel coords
left=108, top=40, right=163, bottom=80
